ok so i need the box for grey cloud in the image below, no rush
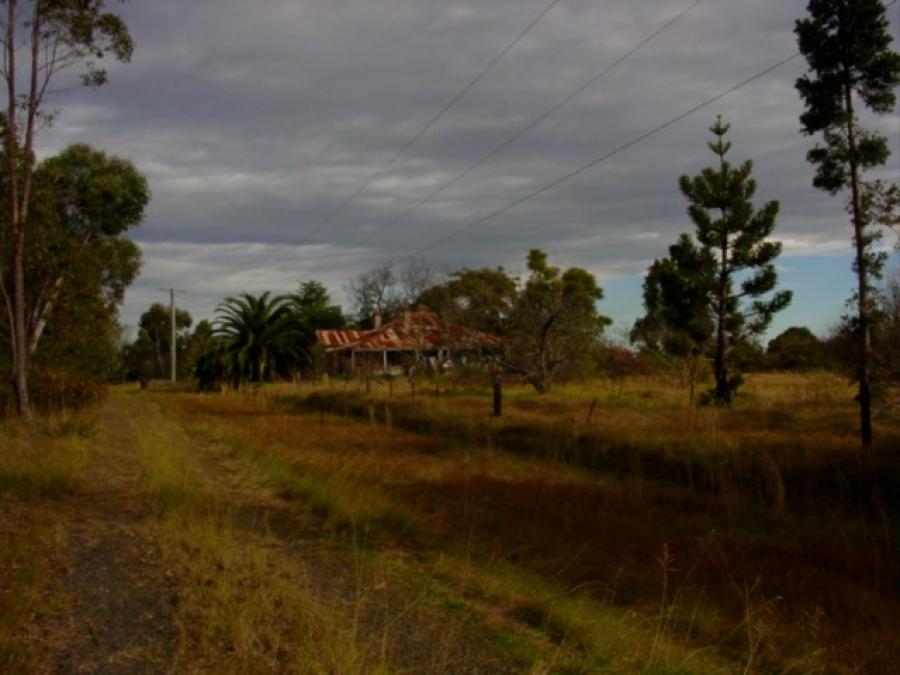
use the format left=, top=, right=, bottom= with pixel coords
left=31, top=0, right=900, bottom=327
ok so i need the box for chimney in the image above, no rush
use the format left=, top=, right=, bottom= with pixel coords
left=373, top=312, right=382, bottom=329
left=403, top=310, right=411, bottom=331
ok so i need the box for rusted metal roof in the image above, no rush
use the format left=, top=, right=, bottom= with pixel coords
left=315, top=329, right=366, bottom=349
left=316, top=307, right=501, bottom=352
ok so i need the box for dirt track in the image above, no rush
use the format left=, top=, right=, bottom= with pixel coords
left=53, top=398, right=176, bottom=674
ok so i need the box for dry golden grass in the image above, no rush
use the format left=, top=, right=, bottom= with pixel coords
left=288, top=372, right=900, bottom=526
left=0, top=413, right=94, bottom=671
left=156, top=371, right=900, bottom=673
left=132, top=397, right=394, bottom=673
left=162, top=390, right=741, bottom=673
left=296, top=371, right=897, bottom=456
left=4, top=373, right=898, bottom=673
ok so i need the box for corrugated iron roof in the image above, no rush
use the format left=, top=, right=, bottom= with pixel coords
left=315, top=329, right=365, bottom=348
left=316, top=307, right=501, bottom=352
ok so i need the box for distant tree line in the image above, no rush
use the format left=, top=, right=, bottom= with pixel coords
left=120, top=109, right=898, bottom=408
left=124, top=249, right=610, bottom=394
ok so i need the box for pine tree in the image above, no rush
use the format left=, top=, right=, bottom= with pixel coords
left=795, top=0, right=900, bottom=448
left=676, top=118, right=792, bottom=405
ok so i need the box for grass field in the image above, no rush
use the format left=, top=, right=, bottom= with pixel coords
left=1, top=372, right=898, bottom=672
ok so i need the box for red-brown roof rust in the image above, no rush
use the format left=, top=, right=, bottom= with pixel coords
left=316, top=307, right=501, bottom=352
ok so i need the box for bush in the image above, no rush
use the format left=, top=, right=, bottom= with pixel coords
left=26, top=368, right=105, bottom=412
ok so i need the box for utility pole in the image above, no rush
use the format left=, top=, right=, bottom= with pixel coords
left=159, top=288, right=186, bottom=383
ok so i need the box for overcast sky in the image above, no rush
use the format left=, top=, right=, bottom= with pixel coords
left=38, top=0, right=900, bottom=338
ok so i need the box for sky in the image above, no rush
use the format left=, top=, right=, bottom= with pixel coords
left=37, top=0, right=900, bottom=340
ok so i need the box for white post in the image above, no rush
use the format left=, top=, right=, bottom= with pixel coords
left=159, top=287, right=186, bottom=383
left=170, top=289, right=176, bottom=383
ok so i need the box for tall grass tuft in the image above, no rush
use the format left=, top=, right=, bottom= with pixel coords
left=0, top=414, right=93, bottom=499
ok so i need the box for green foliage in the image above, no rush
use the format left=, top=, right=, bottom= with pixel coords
left=417, top=267, right=517, bottom=336
left=179, top=319, right=214, bottom=380
left=190, top=281, right=346, bottom=390
left=1, top=0, right=137, bottom=418
left=122, top=330, right=158, bottom=384
left=417, top=252, right=607, bottom=392
left=32, top=144, right=149, bottom=240
left=675, top=119, right=791, bottom=405
left=631, top=233, right=715, bottom=358
left=134, top=303, right=193, bottom=379
left=35, top=0, right=135, bottom=89
left=0, top=144, right=147, bottom=409
left=212, top=292, right=301, bottom=387
left=767, top=327, right=826, bottom=371
left=499, top=250, right=610, bottom=393
left=795, top=0, right=900, bottom=190
left=829, top=271, right=900, bottom=394
left=635, top=121, right=790, bottom=404
left=876, top=271, right=900, bottom=388
left=22, top=145, right=148, bottom=352
left=631, top=235, right=716, bottom=404
left=292, top=280, right=345, bottom=375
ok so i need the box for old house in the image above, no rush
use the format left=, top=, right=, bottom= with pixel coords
left=316, top=306, right=501, bottom=375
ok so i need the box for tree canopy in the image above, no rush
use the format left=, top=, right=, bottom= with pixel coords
left=209, top=292, right=301, bottom=388
left=0, top=143, right=147, bottom=409
left=417, top=267, right=518, bottom=337
left=24, top=144, right=149, bottom=353
left=766, top=326, right=825, bottom=371
left=496, top=250, right=609, bottom=393
left=292, top=280, right=346, bottom=375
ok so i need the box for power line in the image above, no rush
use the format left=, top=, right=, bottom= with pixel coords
left=352, top=0, right=703, bottom=249
left=296, top=0, right=565, bottom=247
left=394, top=51, right=803, bottom=263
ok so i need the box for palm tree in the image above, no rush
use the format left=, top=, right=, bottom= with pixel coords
left=213, top=292, right=300, bottom=387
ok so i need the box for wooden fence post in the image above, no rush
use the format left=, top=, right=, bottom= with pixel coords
left=493, top=372, right=503, bottom=418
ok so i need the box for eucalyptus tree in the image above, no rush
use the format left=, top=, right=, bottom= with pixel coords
left=1, top=142, right=146, bottom=398
left=500, top=250, right=609, bottom=394
left=138, top=304, right=192, bottom=378
left=27, top=144, right=149, bottom=353
left=417, top=267, right=518, bottom=336
left=795, top=0, right=900, bottom=447
left=1, top=1, right=133, bottom=419
left=674, top=118, right=791, bottom=405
